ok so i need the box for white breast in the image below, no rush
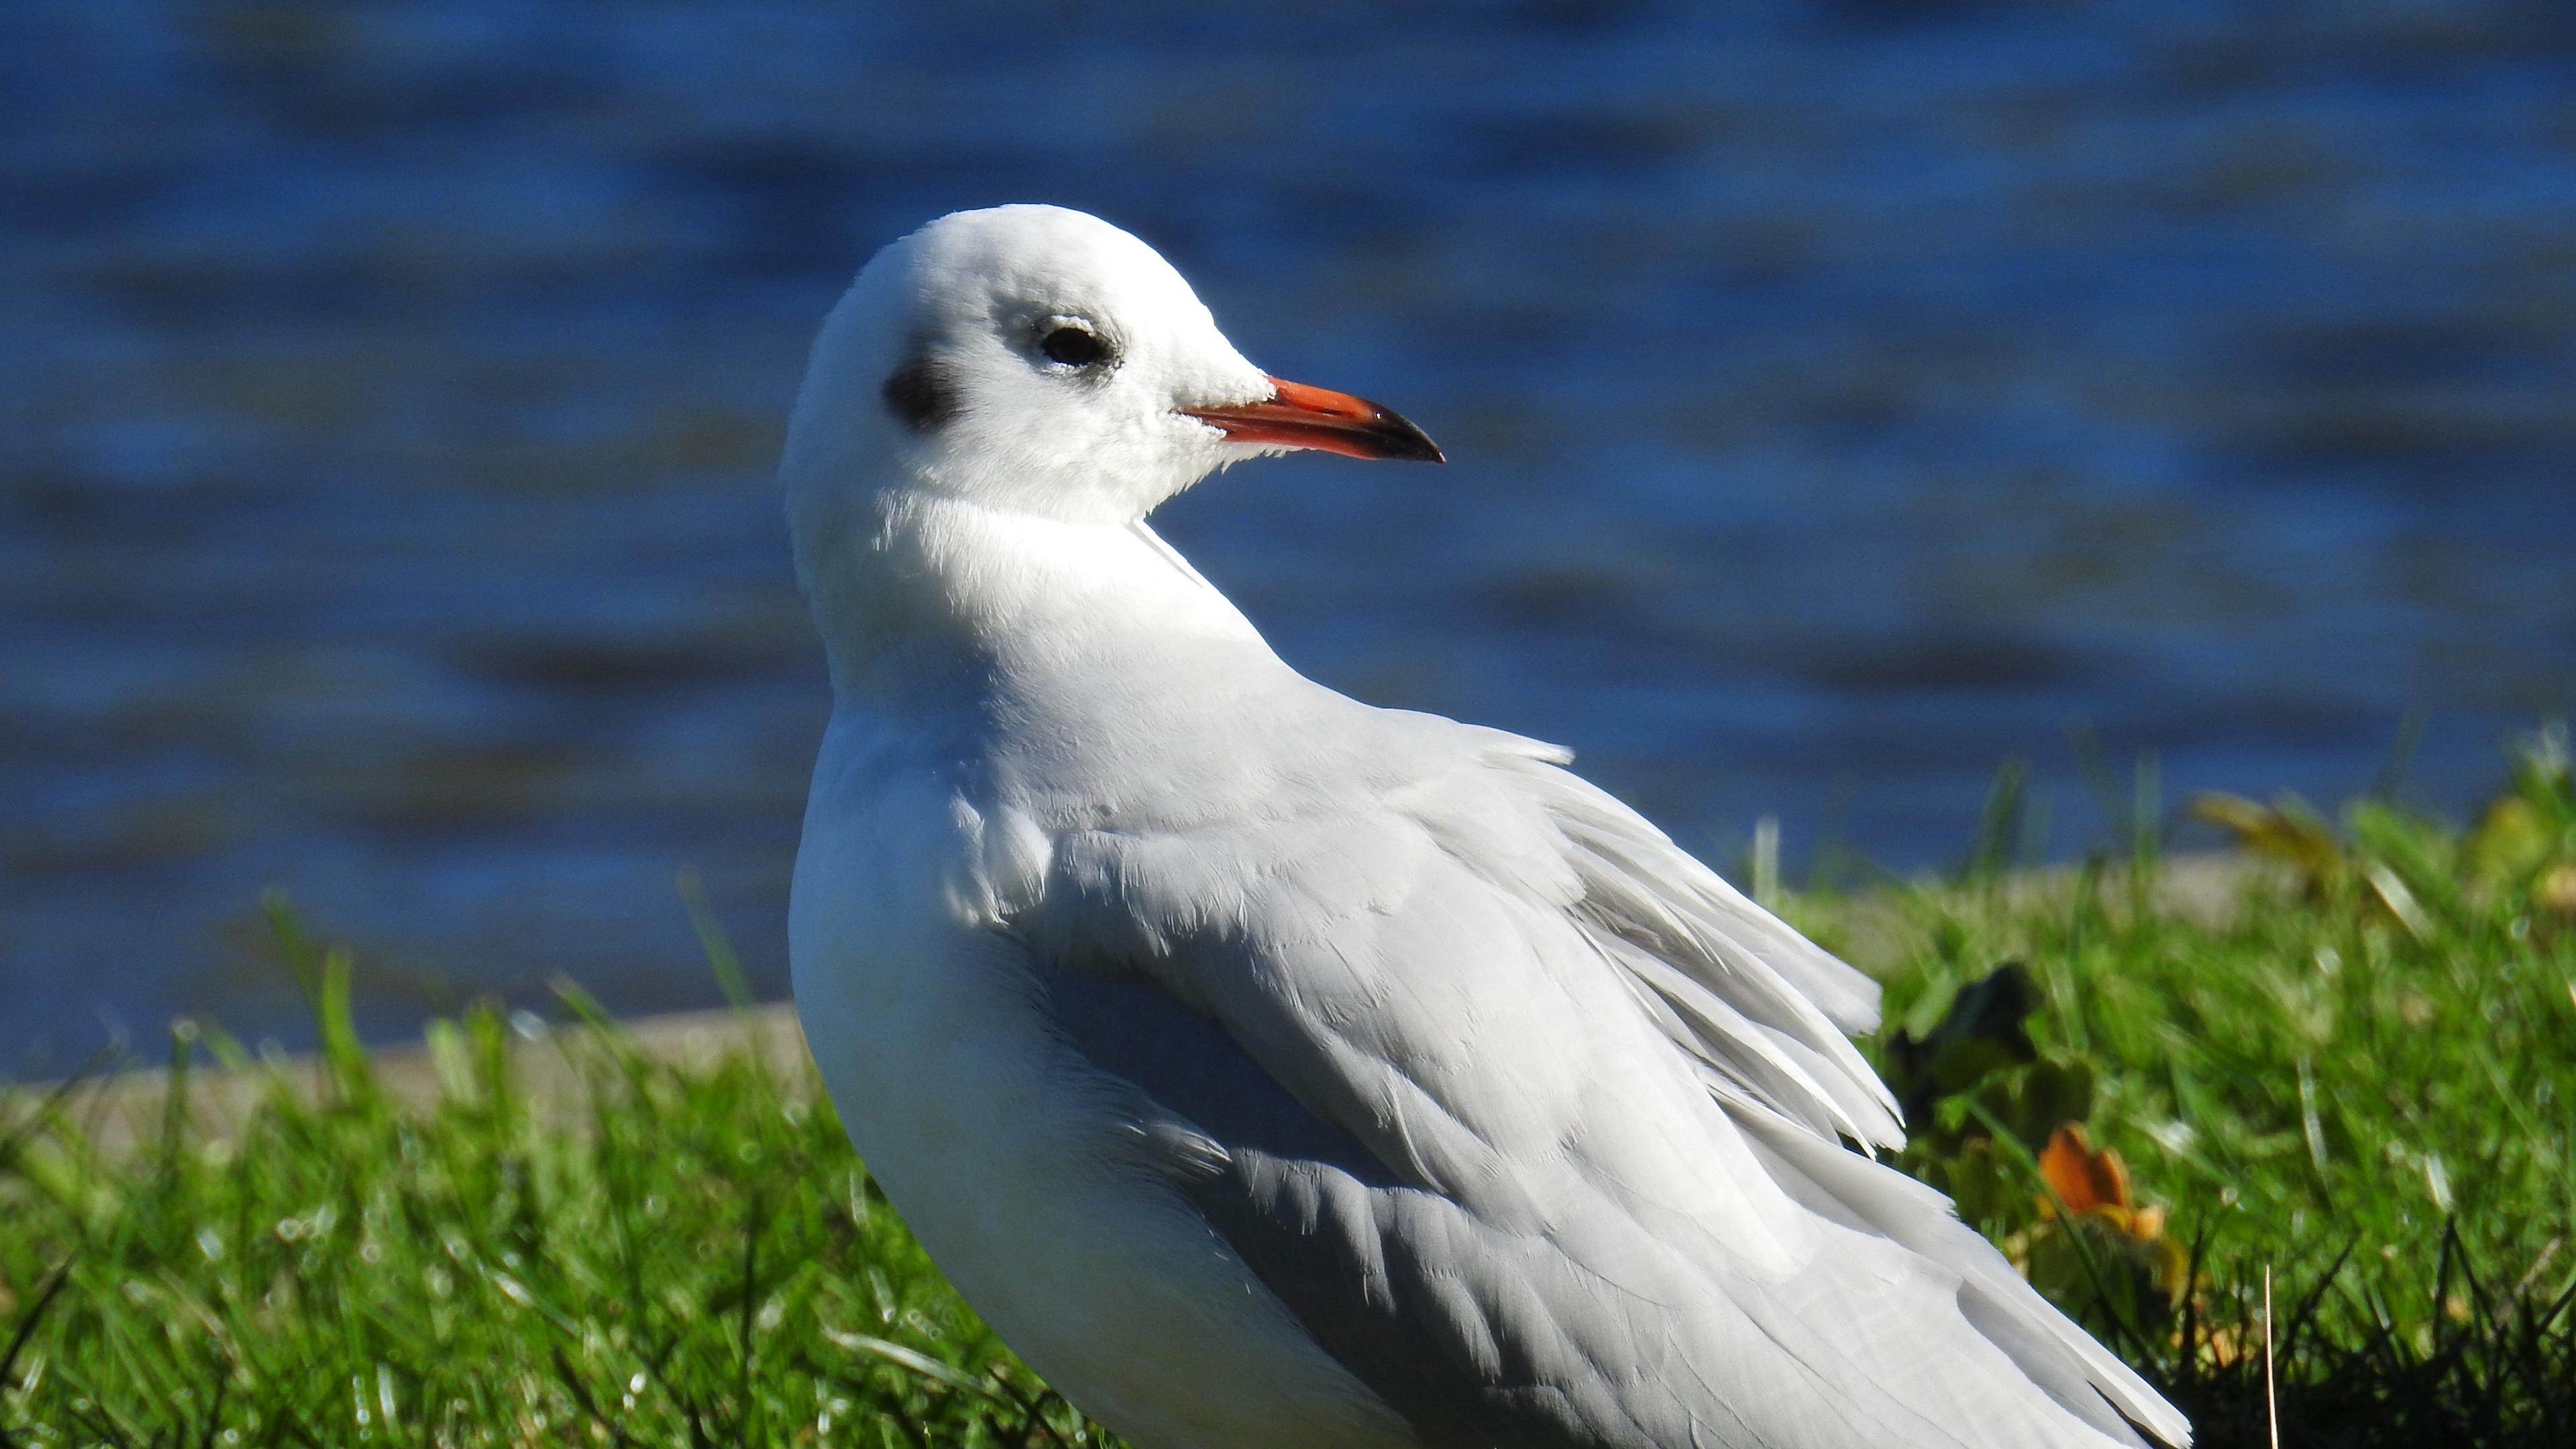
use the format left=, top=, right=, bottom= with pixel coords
left=789, top=714, right=1416, bottom=1449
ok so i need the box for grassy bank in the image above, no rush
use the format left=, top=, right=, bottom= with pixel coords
left=4, top=733, right=2573, bottom=1446
left=0, top=977, right=1074, bottom=1448
left=1808, top=725, right=2576, bottom=1445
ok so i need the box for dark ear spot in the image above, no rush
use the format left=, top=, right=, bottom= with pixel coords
left=881, top=355, right=956, bottom=431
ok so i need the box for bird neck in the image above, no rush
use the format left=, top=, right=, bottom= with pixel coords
left=799, top=488, right=1269, bottom=720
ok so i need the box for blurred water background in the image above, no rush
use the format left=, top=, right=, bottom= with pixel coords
left=3, top=0, right=2572, bottom=1061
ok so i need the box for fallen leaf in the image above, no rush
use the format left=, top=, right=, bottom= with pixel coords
left=2038, top=1122, right=2131, bottom=1217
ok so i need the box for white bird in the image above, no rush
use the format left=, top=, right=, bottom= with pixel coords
left=783, top=203, right=2190, bottom=1449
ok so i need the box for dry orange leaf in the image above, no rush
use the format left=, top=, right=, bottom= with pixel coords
left=2037, top=1122, right=2132, bottom=1216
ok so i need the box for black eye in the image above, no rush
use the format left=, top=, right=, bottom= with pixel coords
left=1040, top=325, right=1107, bottom=367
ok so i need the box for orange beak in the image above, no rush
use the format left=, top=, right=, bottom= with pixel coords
left=1181, top=376, right=1444, bottom=463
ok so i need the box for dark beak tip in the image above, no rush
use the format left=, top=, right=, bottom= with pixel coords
left=1379, top=414, right=1446, bottom=464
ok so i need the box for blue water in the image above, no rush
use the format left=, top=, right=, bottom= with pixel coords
left=3, top=0, right=2572, bottom=1063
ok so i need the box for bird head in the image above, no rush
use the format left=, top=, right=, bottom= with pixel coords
left=783, top=204, right=1440, bottom=534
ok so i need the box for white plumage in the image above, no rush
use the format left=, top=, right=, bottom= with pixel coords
left=783, top=203, right=2190, bottom=1449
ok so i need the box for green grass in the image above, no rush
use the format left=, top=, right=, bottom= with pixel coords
left=4, top=729, right=2573, bottom=1446
left=1799, top=724, right=2576, bottom=1445
left=1829, top=733, right=2576, bottom=1335
left=0, top=963, right=1099, bottom=1448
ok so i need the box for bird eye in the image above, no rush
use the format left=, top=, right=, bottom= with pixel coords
left=1039, top=325, right=1108, bottom=368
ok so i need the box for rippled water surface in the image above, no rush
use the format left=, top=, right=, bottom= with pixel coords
left=5, top=0, right=2573, bottom=1059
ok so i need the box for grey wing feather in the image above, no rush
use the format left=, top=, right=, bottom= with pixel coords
left=1449, top=731, right=1902, bottom=1151
left=1726, top=1097, right=2190, bottom=1447
left=1472, top=730, right=2186, bottom=1445
left=1018, top=710, right=2188, bottom=1449
left=1046, top=971, right=1403, bottom=1187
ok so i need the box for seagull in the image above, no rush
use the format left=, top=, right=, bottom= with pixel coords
left=783, top=203, right=2189, bottom=1449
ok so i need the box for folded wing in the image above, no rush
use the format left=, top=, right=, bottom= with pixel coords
left=1016, top=712, right=2188, bottom=1449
